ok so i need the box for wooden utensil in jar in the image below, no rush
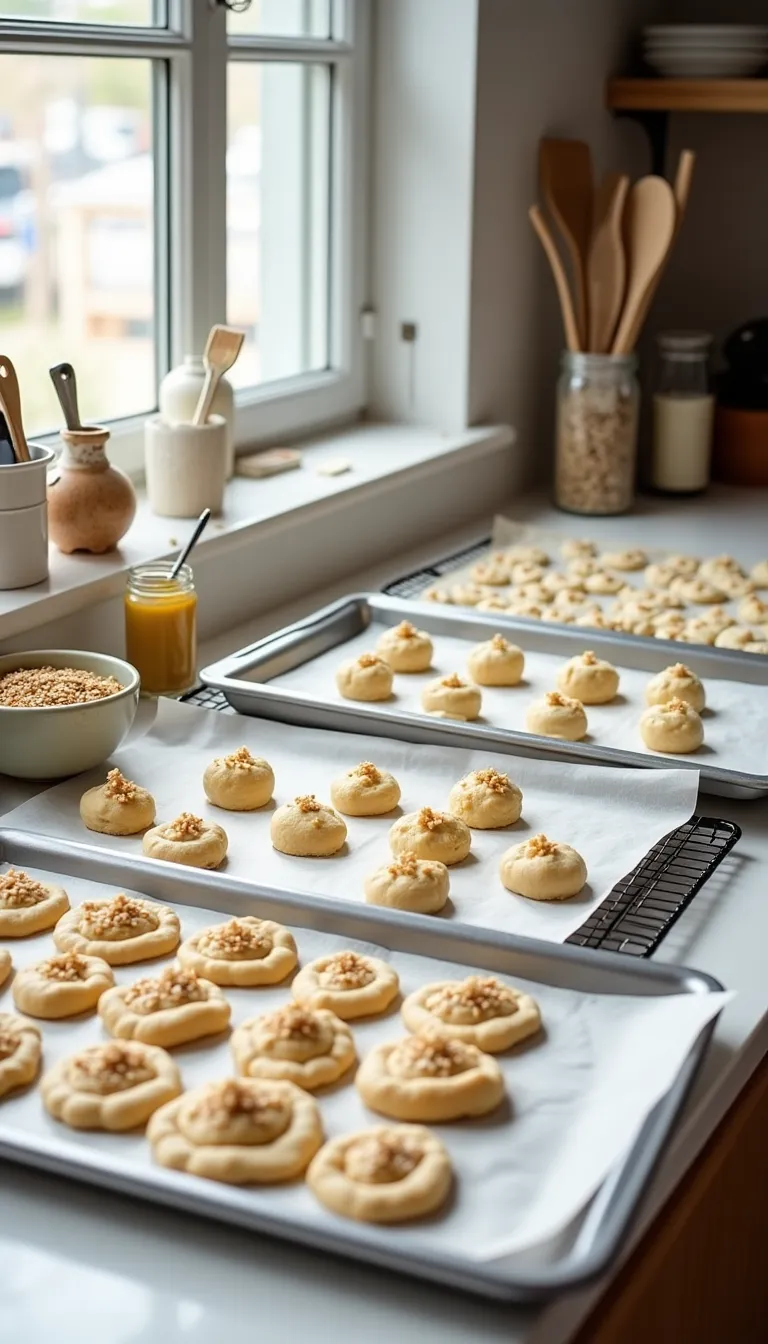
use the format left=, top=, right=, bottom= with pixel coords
left=192, top=325, right=245, bottom=427
left=586, top=172, right=629, bottom=354
left=539, top=138, right=594, bottom=349
left=672, top=149, right=696, bottom=238
left=528, top=205, right=582, bottom=353
left=611, top=176, right=677, bottom=356
left=0, top=356, right=31, bottom=463
left=49, top=362, right=83, bottom=431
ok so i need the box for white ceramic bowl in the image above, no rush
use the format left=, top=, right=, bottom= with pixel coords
left=643, top=47, right=768, bottom=78
left=0, top=650, right=140, bottom=780
left=643, top=25, right=768, bottom=42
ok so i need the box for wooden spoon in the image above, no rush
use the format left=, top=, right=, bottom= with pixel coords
left=539, top=138, right=594, bottom=349
left=586, top=172, right=629, bottom=353
left=611, top=177, right=677, bottom=356
left=49, top=362, right=83, bottom=431
left=192, top=325, right=245, bottom=427
left=0, top=356, right=30, bottom=462
left=528, top=205, right=581, bottom=353
left=673, top=149, right=696, bottom=238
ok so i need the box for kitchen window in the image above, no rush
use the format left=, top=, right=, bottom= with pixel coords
left=0, top=0, right=369, bottom=473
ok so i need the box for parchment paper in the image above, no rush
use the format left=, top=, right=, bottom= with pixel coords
left=1, top=698, right=698, bottom=944
left=0, top=858, right=731, bottom=1263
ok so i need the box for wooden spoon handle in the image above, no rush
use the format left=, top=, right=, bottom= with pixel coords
left=673, top=149, right=696, bottom=238
left=529, top=205, right=581, bottom=353
left=0, top=355, right=30, bottom=462
left=192, top=369, right=218, bottom=427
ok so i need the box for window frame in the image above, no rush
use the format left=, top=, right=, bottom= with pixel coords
left=0, top=0, right=370, bottom=474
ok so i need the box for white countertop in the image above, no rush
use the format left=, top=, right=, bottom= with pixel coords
left=2, top=486, right=768, bottom=1344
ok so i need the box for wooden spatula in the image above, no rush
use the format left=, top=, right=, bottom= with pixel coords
left=192, top=325, right=245, bottom=427
left=0, top=355, right=31, bottom=462
left=611, top=177, right=677, bottom=356
left=528, top=205, right=581, bottom=353
left=586, top=172, right=629, bottom=353
left=539, top=138, right=594, bottom=349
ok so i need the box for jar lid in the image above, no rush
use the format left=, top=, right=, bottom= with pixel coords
left=657, top=330, right=712, bottom=353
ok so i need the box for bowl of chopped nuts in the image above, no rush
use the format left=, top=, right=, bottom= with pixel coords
left=0, top=650, right=140, bottom=780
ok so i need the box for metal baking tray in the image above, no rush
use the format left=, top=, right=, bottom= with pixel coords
left=0, top=828, right=722, bottom=1304
left=200, top=593, right=768, bottom=800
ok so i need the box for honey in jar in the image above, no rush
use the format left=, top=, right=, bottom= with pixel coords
left=125, top=562, right=197, bottom=696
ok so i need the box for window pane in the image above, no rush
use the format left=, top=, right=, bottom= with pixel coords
left=0, top=54, right=155, bottom=434
left=228, top=0, right=330, bottom=40
left=0, top=2, right=156, bottom=22
left=227, top=61, right=330, bottom=389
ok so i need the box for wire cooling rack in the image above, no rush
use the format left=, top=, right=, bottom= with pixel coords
left=382, top=536, right=493, bottom=600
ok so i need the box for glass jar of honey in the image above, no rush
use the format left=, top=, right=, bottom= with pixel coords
left=125, top=563, right=197, bottom=697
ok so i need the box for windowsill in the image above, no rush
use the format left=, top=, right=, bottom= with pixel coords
left=0, top=420, right=515, bottom=644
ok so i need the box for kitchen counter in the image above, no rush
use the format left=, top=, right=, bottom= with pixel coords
left=2, top=486, right=767, bottom=1344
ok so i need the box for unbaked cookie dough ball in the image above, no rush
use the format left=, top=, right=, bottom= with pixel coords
left=270, top=795, right=347, bottom=857
left=666, top=553, right=700, bottom=577
left=644, top=561, right=680, bottom=589
left=561, top=538, right=597, bottom=561
left=510, top=560, right=545, bottom=586
left=645, top=662, right=706, bottom=713
left=336, top=653, right=394, bottom=702
left=330, top=761, right=401, bottom=816
left=640, top=699, right=704, bottom=754
left=80, top=768, right=156, bottom=836
left=699, top=553, right=745, bottom=584
left=680, top=617, right=717, bottom=646
left=714, top=625, right=758, bottom=651
left=525, top=690, right=588, bottom=741
left=466, top=633, right=524, bottom=686
left=584, top=568, right=624, bottom=595
left=142, top=814, right=228, bottom=870
left=738, top=593, right=768, bottom=627
left=566, top=556, right=600, bottom=579
left=203, top=746, right=275, bottom=811
left=471, top=557, right=511, bottom=586
left=389, top=807, right=471, bottom=866
left=750, top=559, right=768, bottom=588
left=376, top=620, right=433, bottom=672
left=652, top=612, right=687, bottom=640
left=671, top=575, right=726, bottom=605
left=421, top=673, right=482, bottom=721
left=542, top=569, right=582, bottom=595
left=746, top=641, right=768, bottom=654
left=556, top=650, right=619, bottom=704
left=506, top=543, right=550, bottom=567
left=476, top=596, right=511, bottom=614
left=599, top=548, right=647, bottom=572
left=499, top=833, right=587, bottom=901
left=448, top=767, right=522, bottom=829
left=364, top=853, right=450, bottom=915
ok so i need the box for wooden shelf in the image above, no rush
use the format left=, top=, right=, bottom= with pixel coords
left=607, top=78, right=768, bottom=114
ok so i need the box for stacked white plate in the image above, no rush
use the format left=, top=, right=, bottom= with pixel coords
left=643, top=25, right=768, bottom=78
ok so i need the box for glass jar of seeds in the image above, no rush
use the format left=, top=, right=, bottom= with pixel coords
left=554, top=352, right=640, bottom=515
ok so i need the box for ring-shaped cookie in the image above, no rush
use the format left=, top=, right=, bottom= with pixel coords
left=0, top=1012, right=41, bottom=1097
left=53, top=894, right=180, bottom=966
left=389, top=807, right=471, bottom=865
left=142, top=814, right=228, bottom=870
left=41, top=1040, right=180, bottom=1130
left=0, top=869, right=70, bottom=938
left=80, top=768, right=156, bottom=836
left=307, top=1124, right=452, bottom=1224
left=330, top=762, right=401, bottom=817
left=231, top=1004, right=356, bottom=1090
left=203, top=746, right=275, bottom=811
left=12, top=952, right=114, bottom=1019
left=401, top=975, right=541, bottom=1052
left=177, top=917, right=298, bottom=987
left=292, top=951, right=399, bottom=1021
left=98, top=965, right=231, bottom=1047
left=356, top=1034, right=504, bottom=1122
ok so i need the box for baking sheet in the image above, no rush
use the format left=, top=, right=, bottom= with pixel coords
left=0, top=698, right=698, bottom=945
left=0, top=847, right=730, bottom=1280
left=269, top=613, right=766, bottom=777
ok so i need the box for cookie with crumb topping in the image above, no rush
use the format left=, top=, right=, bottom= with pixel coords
left=499, top=833, right=587, bottom=901
left=178, top=916, right=297, bottom=987
left=330, top=762, right=401, bottom=816
left=142, top=813, right=228, bottom=869
left=203, top=746, right=274, bottom=811
left=364, top=852, right=449, bottom=914
left=80, top=768, right=156, bottom=836
left=525, top=690, right=588, bottom=741
left=270, top=795, right=347, bottom=856
left=0, top=868, right=70, bottom=937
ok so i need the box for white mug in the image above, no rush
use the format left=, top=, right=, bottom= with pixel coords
left=144, top=414, right=227, bottom=518
left=0, top=444, right=54, bottom=590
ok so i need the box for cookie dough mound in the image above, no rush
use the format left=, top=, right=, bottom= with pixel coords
left=687, top=606, right=734, bottom=640
left=306, top=1124, right=452, bottom=1224
left=556, top=650, right=619, bottom=704
left=330, top=761, right=401, bottom=817
left=292, top=951, right=400, bottom=1021
left=640, top=699, right=704, bottom=754
left=542, top=569, right=581, bottom=595
left=466, top=633, right=524, bottom=687
left=143, top=813, right=228, bottom=870
left=390, top=807, right=471, bottom=866
left=335, top=652, right=394, bottom=702
left=401, top=975, right=540, bottom=1052
left=0, top=1013, right=41, bottom=1098
left=714, top=625, right=760, bottom=650
left=271, top=794, right=347, bottom=856
left=476, top=596, right=511, bottom=613
left=376, top=620, right=433, bottom=672
left=566, top=556, right=600, bottom=579
left=750, top=559, right=768, bottom=588
left=666, top=553, right=700, bottom=577
left=53, top=894, right=180, bottom=966
left=699, top=554, right=745, bottom=584
left=472, top=557, right=512, bottom=586
left=364, top=853, right=449, bottom=915
left=506, top=544, right=550, bottom=567
left=41, top=1040, right=180, bottom=1131
left=644, top=561, right=681, bottom=589
left=450, top=583, right=487, bottom=607
left=148, top=1078, right=323, bottom=1185
left=738, top=593, right=768, bottom=626
left=423, top=586, right=451, bottom=604
left=356, top=1033, right=504, bottom=1122
left=0, top=949, right=10, bottom=988
left=231, top=1004, right=356, bottom=1090
left=98, top=964, right=231, bottom=1048
left=746, top=641, right=768, bottom=654
left=448, top=767, right=522, bottom=829
left=645, top=662, right=706, bottom=713
left=553, top=587, right=590, bottom=616
left=575, top=608, right=614, bottom=631
left=511, top=580, right=554, bottom=605
left=525, top=690, right=588, bottom=741
left=500, top=833, right=587, bottom=901
left=599, top=548, right=647, bottom=571
left=12, top=953, right=114, bottom=1020
left=80, top=768, right=156, bottom=836
left=421, top=673, right=482, bottom=720
left=0, top=869, right=70, bottom=938
left=178, top=917, right=297, bottom=987
left=510, top=560, right=545, bottom=586
left=583, top=568, right=624, bottom=595
left=653, top=612, right=687, bottom=640
left=671, top=575, right=726, bottom=605
left=561, top=538, right=597, bottom=560
left=203, top=746, right=274, bottom=811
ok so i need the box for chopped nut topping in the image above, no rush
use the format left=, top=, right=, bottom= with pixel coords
left=357, top=653, right=384, bottom=669
left=425, top=976, right=518, bottom=1023
left=581, top=651, right=598, bottom=666
left=189, top=1079, right=289, bottom=1127
left=344, top=1131, right=424, bottom=1185
left=388, top=852, right=420, bottom=879
left=259, top=1004, right=324, bottom=1045
left=0, top=1025, right=21, bottom=1060
left=545, top=691, right=577, bottom=708
left=670, top=663, right=694, bottom=678
left=525, top=833, right=559, bottom=859
left=103, top=768, right=137, bottom=802
left=393, top=620, right=418, bottom=639
left=79, top=895, right=159, bottom=941
left=0, top=665, right=122, bottom=708
left=198, top=918, right=273, bottom=959
left=39, top=953, right=90, bottom=982
left=124, top=965, right=208, bottom=1014
left=295, top=794, right=322, bottom=813
left=318, top=951, right=376, bottom=990
left=69, top=1042, right=155, bottom=1094
left=352, top=761, right=381, bottom=785
left=388, top=1034, right=476, bottom=1078
left=490, top=634, right=510, bottom=652
left=164, top=812, right=205, bottom=841
left=474, top=768, right=510, bottom=794
left=417, top=807, right=446, bottom=832
left=661, top=697, right=693, bottom=718
left=222, top=746, right=259, bottom=770
left=0, top=868, right=48, bottom=908
left=440, top=673, right=466, bottom=688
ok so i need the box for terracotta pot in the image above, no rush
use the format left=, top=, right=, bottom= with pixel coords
left=48, top=426, right=137, bottom=554
left=712, top=406, right=768, bottom=488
